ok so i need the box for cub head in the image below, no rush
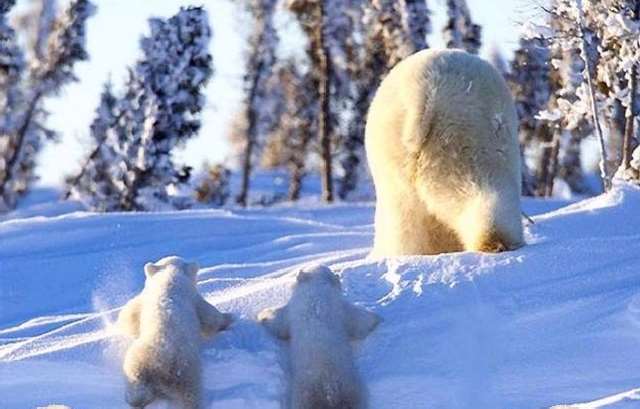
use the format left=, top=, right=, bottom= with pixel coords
left=295, top=264, right=341, bottom=288
left=144, top=255, right=200, bottom=282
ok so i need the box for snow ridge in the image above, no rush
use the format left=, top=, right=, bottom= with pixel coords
left=2, top=186, right=640, bottom=408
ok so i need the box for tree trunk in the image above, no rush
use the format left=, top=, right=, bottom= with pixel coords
left=559, top=130, right=586, bottom=194
left=534, top=124, right=553, bottom=196
left=622, top=67, right=637, bottom=171
left=621, top=1, right=639, bottom=172
left=314, top=1, right=333, bottom=203
left=288, top=164, right=303, bottom=201
left=237, top=30, right=267, bottom=207
left=576, top=1, right=610, bottom=190
left=0, top=90, right=42, bottom=201
left=288, top=127, right=311, bottom=202
left=63, top=143, right=101, bottom=200
left=545, top=133, right=561, bottom=197
left=237, top=107, right=257, bottom=207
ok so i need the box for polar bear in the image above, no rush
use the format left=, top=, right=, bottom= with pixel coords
left=258, top=265, right=380, bottom=409
left=365, top=49, right=524, bottom=256
left=116, top=256, right=232, bottom=409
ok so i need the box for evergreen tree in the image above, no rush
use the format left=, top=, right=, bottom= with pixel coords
left=0, top=0, right=94, bottom=212
left=443, top=0, right=481, bottom=54
left=364, top=0, right=414, bottom=68
left=548, top=9, right=594, bottom=195
left=237, top=0, right=278, bottom=206
left=64, top=81, right=120, bottom=210
left=530, top=0, right=640, bottom=191
left=539, top=7, right=593, bottom=195
left=261, top=60, right=317, bottom=201
left=0, top=0, right=23, bottom=126
left=400, top=0, right=431, bottom=51
left=0, top=0, right=14, bottom=14
left=590, top=0, right=640, bottom=177
left=337, top=0, right=431, bottom=199
left=508, top=36, right=554, bottom=195
left=122, top=8, right=212, bottom=210
left=288, top=0, right=335, bottom=202
left=12, top=0, right=58, bottom=62
left=195, top=163, right=231, bottom=206
left=67, top=7, right=213, bottom=211
left=622, top=145, right=640, bottom=182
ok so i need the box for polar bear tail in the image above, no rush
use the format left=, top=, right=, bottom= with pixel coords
left=125, top=378, right=155, bottom=408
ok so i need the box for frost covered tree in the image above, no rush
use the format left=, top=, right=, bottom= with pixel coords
left=529, top=0, right=640, bottom=192
left=261, top=60, right=317, bottom=201
left=0, top=1, right=12, bottom=16
left=122, top=8, right=212, bottom=210
left=621, top=145, right=640, bottom=182
left=365, top=0, right=408, bottom=66
left=288, top=0, right=379, bottom=202
left=236, top=0, right=278, bottom=206
left=252, top=0, right=432, bottom=201
left=509, top=37, right=551, bottom=195
left=0, top=0, right=94, bottom=212
left=521, top=5, right=583, bottom=196
left=12, top=0, right=58, bottom=62
left=590, top=0, right=640, bottom=179
left=67, top=7, right=213, bottom=211
left=0, top=0, right=22, bottom=131
left=549, top=46, right=592, bottom=197
left=64, top=81, right=120, bottom=209
left=362, top=0, right=430, bottom=70
left=337, top=0, right=431, bottom=199
left=288, top=0, right=335, bottom=202
left=195, top=163, right=231, bottom=206
left=508, top=35, right=557, bottom=196
left=401, top=0, right=431, bottom=52
left=443, top=0, right=481, bottom=54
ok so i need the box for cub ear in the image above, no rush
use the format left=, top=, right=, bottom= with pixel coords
left=258, top=306, right=290, bottom=340
left=328, top=271, right=341, bottom=288
left=144, top=262, right=160, bottom=278
left=187, top=262, right=200, bottom=278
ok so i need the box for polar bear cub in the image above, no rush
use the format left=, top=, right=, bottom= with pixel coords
left=366, top=49, right=524, bottom=256
left=259, top=265, right=380, bottom=409
left=116, top=256, right=232, bottom=409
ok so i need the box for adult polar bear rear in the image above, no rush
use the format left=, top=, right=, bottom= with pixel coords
left=366, top=49, right=524, bottom=256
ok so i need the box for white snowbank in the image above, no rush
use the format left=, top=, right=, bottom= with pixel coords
left=1, top=185, right=640, bottom=408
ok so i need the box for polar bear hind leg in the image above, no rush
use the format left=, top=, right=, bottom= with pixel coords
left=454, top=190, right=524, bottom=253
left=372, top=191, right=463, bottom=256
left=123, top=342, right=158, bottom=408
left=176, top=382, right=202, bottom=409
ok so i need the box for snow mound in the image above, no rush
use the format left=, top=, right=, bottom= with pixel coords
left=1, top=186, right=640, bottom=408
left=551, top=388, right=640, bottom=408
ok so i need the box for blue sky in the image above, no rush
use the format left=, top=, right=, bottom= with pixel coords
left=37, top=0, right=542, bottom=186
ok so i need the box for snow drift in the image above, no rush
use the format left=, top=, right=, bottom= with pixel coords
left=1, top=184, right=640, bottom=408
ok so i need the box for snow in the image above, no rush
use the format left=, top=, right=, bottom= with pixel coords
left=2, top=184, right=640, bottom=408
left=551, top=388, right=640, bottom=409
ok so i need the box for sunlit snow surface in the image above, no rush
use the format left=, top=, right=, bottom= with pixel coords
left=1, top=185, right=640, bottom=408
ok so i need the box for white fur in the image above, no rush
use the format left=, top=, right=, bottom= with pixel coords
left=259, top=265, right=380, bottom=409
left=365, top=49, right=524, bottom=256
left=117, top=256, right=232, bottom=409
